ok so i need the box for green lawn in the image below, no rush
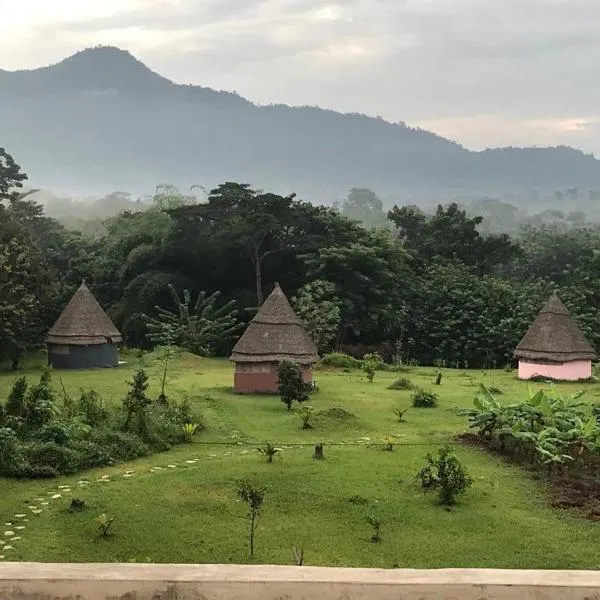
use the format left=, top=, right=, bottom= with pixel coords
left=2, top=354, right=600, bottom=568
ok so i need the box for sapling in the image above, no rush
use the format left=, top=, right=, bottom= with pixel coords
left=235, top=479, right=266, bottom=558
left=292, top=546, right=304, bottom=565
left=313, top=443, right=325, bottom=460
left=361, top=353, right=381, bottom=383
left=96, top=514, right=116, bottom=537
left=365, top=515, right=382, bottom=543
left=298, top=405, right=314, bottom=429
left=393, top=408, right=408, bottom=423
left=257, top=442, right=280, bottom=463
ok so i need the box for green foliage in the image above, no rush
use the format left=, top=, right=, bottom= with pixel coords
left=418, top=446, right=473, bottom=506
left=96, top=514, right=116, bottom=537
left=292, top=279, right=341, bottom=351
left=362, top=353, right=382, bottom=383
left=462, top=384, right=599, bottom=468
left=5, top=376, right=27, bottom=417
left=365, top=515, right=382, bottom=543
left=277, top=361, right=310, bottom=410
left=320, top=353, right=362, bottom=370
left=297, top=405, right=314, bottom=430
left=123, top=370, right=152, bottom=436
left=257, top=442, right=280, bottom=463
left=235, top=478, right=266, bottom=558
left=393, top=408, right=408, bottom=423
left=388, top=378, right=414, bottom=391
left=182, top=423, right=199, bottom=442
left=381, top=436, right=396, bottom=451
left=411, top=389, right=439, bottom=408
left=0, top=369, right=201, bottom=479
left=145, top=284, right=240, bottom=356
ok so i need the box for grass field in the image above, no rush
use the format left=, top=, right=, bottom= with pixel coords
left=2, top=353, right=600, bottom=568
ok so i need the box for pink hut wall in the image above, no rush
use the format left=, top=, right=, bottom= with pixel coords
left=518, top=360, right=592, bottom=381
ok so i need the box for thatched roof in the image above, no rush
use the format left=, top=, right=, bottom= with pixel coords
left=46, top=282, right=123, bottom=346
left=515, top=294, right=596, bottom=363
left=230, top=283, right=318, bottom=364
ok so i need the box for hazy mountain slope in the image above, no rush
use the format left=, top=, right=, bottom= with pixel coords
left=1, top=46, right=599, bottom=200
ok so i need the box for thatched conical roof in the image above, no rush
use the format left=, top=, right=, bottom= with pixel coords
left=515, top=294, right=596, bottom=362
left=230, top=283, right=318, bottom=364
left=46, top=282, right=122, bottom=346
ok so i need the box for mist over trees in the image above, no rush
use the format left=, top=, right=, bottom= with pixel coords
left=3, top=146, right=600, bottom=372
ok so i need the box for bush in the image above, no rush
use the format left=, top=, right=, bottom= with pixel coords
left=278, top=360, right=310, bottom=410
left=388, top=378, right=414, bottom=390
left=0, top=427, right=28, bottom=477
left=362, top=353, right=382, bottom=383
left=37, top=423, right=70, bottom=446
left=5, top=377, right=27, bottom=418
left=89, top=429, right=149, bottom=463
left=411, top=388, right=439, bottom=408
left=78, top=389, right=108, bottom=427
left=320, top=353, right=362, bottom=370
left=25, top=442, right=82, bottom=475
left=417, top=446, right=472, bottom=505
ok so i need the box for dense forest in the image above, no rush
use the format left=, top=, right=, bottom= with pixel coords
left=3, top=146, right=600, bottom=371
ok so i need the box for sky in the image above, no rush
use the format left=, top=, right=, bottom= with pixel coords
left=1, top=0, right=599, bottom=155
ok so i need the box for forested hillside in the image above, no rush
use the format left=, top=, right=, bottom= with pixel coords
left=2, top=47, right=600, bottom=199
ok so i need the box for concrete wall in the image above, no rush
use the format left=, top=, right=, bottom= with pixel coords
left=48, top=343, right=119, bottom=369
left=518, top=359, right=591, bottom=381
left=2, top=564, right=600, bottom=600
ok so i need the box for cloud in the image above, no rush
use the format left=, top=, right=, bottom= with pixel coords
left=1, top=0, right=600, bottom=153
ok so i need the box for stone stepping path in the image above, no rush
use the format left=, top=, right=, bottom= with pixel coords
left=1, top=440, right=364, bottom=561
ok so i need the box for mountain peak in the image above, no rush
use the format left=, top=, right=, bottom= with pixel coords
left=1, top=45, right=173, bottom=94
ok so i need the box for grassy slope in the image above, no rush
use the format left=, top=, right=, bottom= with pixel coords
left=2, top=353, right=600, bottom=567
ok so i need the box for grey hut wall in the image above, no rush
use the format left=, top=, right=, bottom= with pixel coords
left=48, top=343, right=118, bottom=369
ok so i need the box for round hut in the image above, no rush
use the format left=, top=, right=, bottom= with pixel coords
left=230, top=283, right=319, bottom=393
left=46, top=281, right=123, bottom=369
left=515, top=293, right=596, bottom=380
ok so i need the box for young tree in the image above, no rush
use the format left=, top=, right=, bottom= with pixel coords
left=292, top=280, right=341, bottom=352
left=0, top=148, right=28, bottom=204
left=123, top=370, right=152, bottom=436
left=277, top=361, right=310, bottom=410
left=418, top=446, right=472, bottom=506
left=235, top=479, right=266, bottom=558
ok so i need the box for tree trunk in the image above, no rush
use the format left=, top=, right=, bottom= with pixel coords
left=254, top=254, right=263, bottom=306
left=11, top=355, right=20, bottom=371
left=249, top=511, right=256, bottom=557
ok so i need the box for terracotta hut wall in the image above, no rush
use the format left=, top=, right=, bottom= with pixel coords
left=518, top=359, right=591, bottom=381
left=234, top=362, right=313, bottom=394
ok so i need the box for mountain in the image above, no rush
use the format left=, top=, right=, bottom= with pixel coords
left=2, top=46, right=600, bottom=202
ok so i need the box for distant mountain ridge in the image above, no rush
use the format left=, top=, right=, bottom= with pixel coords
left=1, top=46, right=600, bottom=202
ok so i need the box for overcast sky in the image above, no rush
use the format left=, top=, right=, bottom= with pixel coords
left=1, top=0, right=599, bottom=154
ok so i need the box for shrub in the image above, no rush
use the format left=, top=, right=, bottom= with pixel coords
left=37, top=423, right=70, bottom=446
left=0, top=427, right=28, bottom=477
left=23, top=371, right=55, bottom=431
left=78, top=389, right=108, bottom=427
left=388, top=378, right=414, bottom=390
left=320, top=353, right=362, bottom=370
left=5, top=377, right=27, bottom=418
left=361, top=353, right=382, bottom=383
left=411, top=388, right=439, bottom=408
left=89, top=429, right=149, bottom=463
left=123, top=369, right=152, bottom=437
left=182, top=423, right=199, bottom=442
left=278, top=361, right=310, bottom=410
left=417, top=446, right=472, bottom=506
left=25, top=442, right=82, bottom=475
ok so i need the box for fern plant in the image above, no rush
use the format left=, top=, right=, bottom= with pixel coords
left=257, top=442, right=280, bottom=463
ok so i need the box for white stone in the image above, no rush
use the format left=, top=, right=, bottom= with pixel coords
left=9, top=537, right=21, bottom=541
left=15, top=513, right=26, bottom=517
left=51, top=494, right=61, bottom=499
left=167, top=464, right=177, bottom=468
left=15, top=526, right=25, bottom=530
left=41, top=502, right=49, bottom=506
left=3, top=532, right=14, bottom=537
left=2, top=546, right=13, bottom=550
